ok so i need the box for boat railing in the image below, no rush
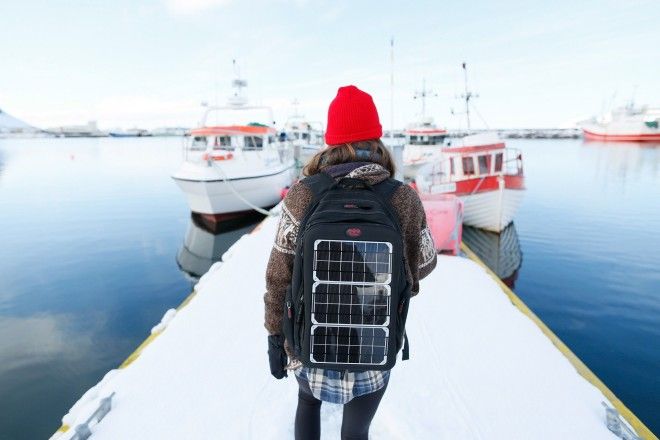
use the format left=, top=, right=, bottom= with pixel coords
left=417, top=147, right=524, bottom=190
left=182, top=138, right=293, bottom=164
left=505, top=148, right=524, bottom=177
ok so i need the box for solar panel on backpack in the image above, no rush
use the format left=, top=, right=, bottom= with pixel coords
left=310, top=239, right=393, bottom=366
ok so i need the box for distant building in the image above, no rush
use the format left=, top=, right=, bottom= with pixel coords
left=45, top=120, right=107, bottom=137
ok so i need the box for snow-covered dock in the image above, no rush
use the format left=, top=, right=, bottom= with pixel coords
left=50, top=212, right=655, bottom=439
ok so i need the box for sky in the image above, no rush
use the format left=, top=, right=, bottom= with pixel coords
left=0, top=0, right=658, bottom=130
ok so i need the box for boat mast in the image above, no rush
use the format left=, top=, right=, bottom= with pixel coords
left=390, top=36, right=394, bottom=142
left=461, top=62, right=473, bottom=131
left=229, top=59, right=247, bottom=108
left=414, top=78, right=437, bottom=119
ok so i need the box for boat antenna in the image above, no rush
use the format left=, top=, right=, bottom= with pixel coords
left=390, top=36, right=394, bottom=142
left=628, top=85, right=638, bottom=110
left=460, top=62, right=478, bottom=130
left=229, top=59, right=248, bottom=107
left=291, top=98, right=301, bottom=118
left=413, top=78, right=437, bottom=119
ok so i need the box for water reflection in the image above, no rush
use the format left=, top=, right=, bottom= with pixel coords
left=462, top=222, right=523, bottom=288
left=582, top=140, right=659, bottom=180
left=176, top=212, right=264, bottom=281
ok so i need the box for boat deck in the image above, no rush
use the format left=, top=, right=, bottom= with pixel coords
left=50, top=211, right=654, bottom=439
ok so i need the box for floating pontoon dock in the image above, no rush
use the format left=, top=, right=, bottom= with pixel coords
left=50, top=209, right=656, bottom=439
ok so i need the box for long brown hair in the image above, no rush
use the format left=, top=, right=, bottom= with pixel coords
left=303, top=139, right=395, bottom=176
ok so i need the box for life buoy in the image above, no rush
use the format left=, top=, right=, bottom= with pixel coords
left=202, top=152, right=234, bottom=161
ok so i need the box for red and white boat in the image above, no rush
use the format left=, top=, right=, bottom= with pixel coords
left=172, top=75, right=296, bottom=222
left=415, top=133, right=525, bottom=232
left=581, top=104, right=660, bottom=142
left=402, top=117, right=448, bottom=178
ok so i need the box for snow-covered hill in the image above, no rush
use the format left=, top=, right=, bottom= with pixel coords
left=0, top=108, right=35, bottom=131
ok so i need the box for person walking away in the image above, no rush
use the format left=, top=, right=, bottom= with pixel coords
left=265, top=85, right=437, bottom=439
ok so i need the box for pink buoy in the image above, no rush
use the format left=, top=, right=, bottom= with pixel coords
left=420, top=193, right=463, bottom=255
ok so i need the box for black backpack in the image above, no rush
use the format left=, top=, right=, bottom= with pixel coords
left=282, top=172, right=411, bottom=371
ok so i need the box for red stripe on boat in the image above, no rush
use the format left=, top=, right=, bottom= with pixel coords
left=582, top=129, right=660, bottom=142
left=191, top=125, right=277, bottom=136
left=451, top=175, right=525, bottom=195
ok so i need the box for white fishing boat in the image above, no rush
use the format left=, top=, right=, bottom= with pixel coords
left=282, top=115, right=325, bottom=166
left=402, top=80, right=448, bottom=178
left=172, top=74, right=296, bottom=222
left=402, top=117, right=448, bottom=178
left=580, top=103, right=660, bottom=142
left=282, top=101, right=324, bottom=153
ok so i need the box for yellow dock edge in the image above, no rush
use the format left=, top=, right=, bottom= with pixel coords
left=461, top=242, right=658, bottom=440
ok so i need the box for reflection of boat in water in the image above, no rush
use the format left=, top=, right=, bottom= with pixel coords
left=461, top=222, right=522, bottom=288
left=176, top=212, right=263, bottom=281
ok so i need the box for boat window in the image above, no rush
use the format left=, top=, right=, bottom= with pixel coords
left=495, top=153, right=503, bottom=172
left=449, top=158, right=455, bottom=175
left=268, top=136, right=276, bottom=144
left=302, top=132, right=310, bottom=140
left=462, top=157, right=475, bottom=175
left=244, top=136, right=264, bottom=149
left=478, top=155, right=491, bottom=174
left=214, top=136, right=231, bottom=148
left=192, top=136, right=208, bottom=148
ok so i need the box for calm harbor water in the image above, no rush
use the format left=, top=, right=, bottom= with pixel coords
left=0, top=137, right=658, bottom=439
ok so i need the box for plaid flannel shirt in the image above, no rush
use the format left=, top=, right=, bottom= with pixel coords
left=295, top=367, right=390, bottom=404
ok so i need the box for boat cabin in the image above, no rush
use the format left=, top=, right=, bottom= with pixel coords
left=417, top=136, right=523, bottom=194
left=190, top=125, right=277, bottom=151
left=405, top=117, right=448, bottom=146
left=406, top=128, right=448, bottom=146
left=445, top=145, right=506, bottom=180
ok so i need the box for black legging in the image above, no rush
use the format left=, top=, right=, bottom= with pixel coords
left=295, top=376, right=388, bottom=440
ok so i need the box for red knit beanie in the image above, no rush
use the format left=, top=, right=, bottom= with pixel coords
left=325, top=85, right=382, bottom=146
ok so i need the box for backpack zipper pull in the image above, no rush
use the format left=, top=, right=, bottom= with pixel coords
left=286, top=301, right=292, bottom=319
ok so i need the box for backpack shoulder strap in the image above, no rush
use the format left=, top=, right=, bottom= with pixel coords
left=373, top=178, right=402, bottom=202
left=300, top=172, right=335, bottom=201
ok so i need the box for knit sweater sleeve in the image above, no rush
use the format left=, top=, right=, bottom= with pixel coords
left=391, top=184, right=437, bottom=296
left=263, top=182, right=313, bottom=335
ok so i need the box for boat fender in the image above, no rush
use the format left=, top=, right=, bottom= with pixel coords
left=202, top=152, right=234, bottom=161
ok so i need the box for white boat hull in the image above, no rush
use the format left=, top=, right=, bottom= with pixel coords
left=459, top=187, right=525, bottom=232
left=402, top=144, right=443, bottom=179
left=172, top=165, right=296, bottom=216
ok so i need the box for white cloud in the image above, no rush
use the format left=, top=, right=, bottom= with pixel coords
left=166, top=0, right=233, bottom=15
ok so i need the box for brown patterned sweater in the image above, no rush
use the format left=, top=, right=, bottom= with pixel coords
left=264, top=163, right=437, bottom=336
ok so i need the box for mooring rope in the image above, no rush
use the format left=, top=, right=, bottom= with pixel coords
left=208, top=156, right=278, bottom=217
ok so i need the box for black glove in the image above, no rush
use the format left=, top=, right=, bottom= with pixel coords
left=267, top=334, right=288, bottom=379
